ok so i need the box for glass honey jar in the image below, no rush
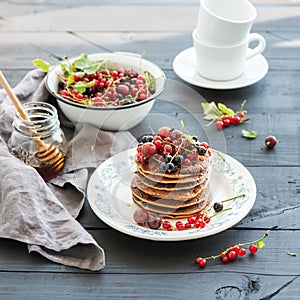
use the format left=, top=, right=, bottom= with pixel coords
left=8, top=102, right=68, bottom=181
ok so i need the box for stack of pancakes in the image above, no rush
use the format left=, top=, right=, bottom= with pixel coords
left=131, top=154, right=212, bottom=219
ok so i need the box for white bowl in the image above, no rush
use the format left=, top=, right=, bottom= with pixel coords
left=45, top=52, right=166, bottom=131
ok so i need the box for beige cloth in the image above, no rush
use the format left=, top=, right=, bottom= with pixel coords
left=0, top=69, right=137, bottom=270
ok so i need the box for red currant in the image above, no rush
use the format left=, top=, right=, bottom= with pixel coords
left=223, top=118, right=231, bottom=127
left=232, top=116, right=241, bottom=125
left=162, top=221, right=171, bottom=229
left=249, top=244, right=258, bottom=254
left=237, top=248, right=246, bottom=256
left=198, top=259, right=207, bottom=268
left=227, top=250, right=237, bottom=261
left=216, top=120, right=224, bottom=130
left=175, top=221, right=183, bottom=230
left=163, top=144, right=173, bottom=155
left=199, top=221, right=206, bottom=229
left=187, top=216, right=196, bottom=224
left=196, top=257, right=202, bottom=264
left=185, top=223, right=192, bottom=229
left=203, top=216, right=210, bottom=223
left=222, top=256, right=229, bottom=264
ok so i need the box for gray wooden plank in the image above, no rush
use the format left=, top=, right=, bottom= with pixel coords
left=0, top=271, right=299, bottom=299
left=0, top=230, right=299, bottom=276
left=0, top=30, right=299, bottom=70
left=0, top=0, right=299, bottom=32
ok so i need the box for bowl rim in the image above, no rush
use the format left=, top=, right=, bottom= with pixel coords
left=45, top=52, right=166, bottom=111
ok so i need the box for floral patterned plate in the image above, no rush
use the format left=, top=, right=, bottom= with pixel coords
left=87, top=148, right=256, bottom=241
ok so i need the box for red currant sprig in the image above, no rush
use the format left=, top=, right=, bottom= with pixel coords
left=196, top=230, right=270, bottom=268
left=202, top=100, right=251, bottom=130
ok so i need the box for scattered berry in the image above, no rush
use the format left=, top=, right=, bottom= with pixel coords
left=265, top=135, right=278, bottom=149
left=198, top=259, right=207, bottom=268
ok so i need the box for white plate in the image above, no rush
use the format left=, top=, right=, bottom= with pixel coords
left=87, top=148, right=256, bottom=241
left=172, top=47, right=269, bottom=90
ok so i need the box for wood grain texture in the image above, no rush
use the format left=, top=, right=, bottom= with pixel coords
left=0, top=0, right=299, bottom=298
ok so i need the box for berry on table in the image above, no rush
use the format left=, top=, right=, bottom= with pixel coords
left=198, top=259, right=207, bottom=268
left=265, top=135, right=278, bottom=149
left=249, top=244, right=258, bottom=254
left=216, top=120, right=224, bottom=130
left=227, top=250, right=237, bottom=261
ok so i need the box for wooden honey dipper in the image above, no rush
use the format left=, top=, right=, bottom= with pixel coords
left=0, top=71, right=65, bottom=179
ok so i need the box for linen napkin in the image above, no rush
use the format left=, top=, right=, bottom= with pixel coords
left=0, top=69, right=137, bottom=270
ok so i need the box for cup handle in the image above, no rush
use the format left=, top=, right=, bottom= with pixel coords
left=246, top=33, right=266, bottom=60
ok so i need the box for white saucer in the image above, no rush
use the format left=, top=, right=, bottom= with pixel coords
left=172, top=47, right=269, bottom=90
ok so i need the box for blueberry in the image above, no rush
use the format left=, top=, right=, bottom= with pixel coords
left=164, top=154, right=173, bottom=163
left=124, top=99, right=132, bottom=105
left=166, top=162, right=177, bottom=173
left=197, top=146, right=207, bottom=156
left=173, top=155, right=183, bottom=166
left=159, top=162, right=167, bottom=172
left=141, top=135, right=153, bottom=143
left=213, top=202, right=224, bottom=212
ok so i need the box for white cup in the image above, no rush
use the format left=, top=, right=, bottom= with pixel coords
left=192, top=29, right=266, bottom=81
left=196, top=0, right=257, bottom=45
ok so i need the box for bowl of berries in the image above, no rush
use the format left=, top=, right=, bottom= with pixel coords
left=45, top=52, right=166, bottom=131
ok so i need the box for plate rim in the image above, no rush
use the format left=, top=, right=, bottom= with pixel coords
left=172, top=47, right=268, bottom=90
left=87, top=148, right=256, bottom=241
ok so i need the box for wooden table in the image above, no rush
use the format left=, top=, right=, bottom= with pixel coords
left=1, top=0, right=299, bottom=299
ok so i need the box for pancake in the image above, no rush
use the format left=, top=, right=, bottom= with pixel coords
left=131, top=184, right=209, bottom=208
left=137, top=167, right=204, bottom=184
left=136, top=169, right=209, bottom=191
left=133, top=175, right=208, bottom=201
left=132, top=186, right=212, bottom=219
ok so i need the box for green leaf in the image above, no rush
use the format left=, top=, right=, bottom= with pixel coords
left=201, top=102, right=223, bottom=121
left=218, top=103, right=235, bottom=116
left=242, top=130, right=257, bottom=139
left=32, top=59, right=50, bottom=72
left=60, top=62, right=72, bottom=77
left=257, top=240, right=265, bottom=249
left=73, top=53, right=104, bottom=74
left=72, top=80, right=94, bottom=94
